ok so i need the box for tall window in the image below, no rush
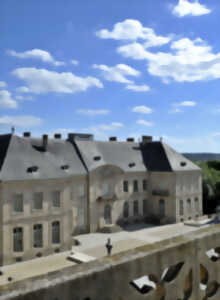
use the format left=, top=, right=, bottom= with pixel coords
left=103, top=183, right=109, bottom=196
left=134, top=200, right=139, bottom=216
left=33, top=224, right=43, bottom=248
left=159, top=199, right=165, bottom=217
left=195, top=198, right=199, bottom=212
left=123, top=201, right=129, bottom=218
left=187, top=198, right=191, bottom=214
left=13, top=194, right=23, bottom=212
left=52, top=221, right=60, bottom=244
left=79, top=184, right=85, bottom=197
left=104, top=204, right=112, bottom=224
left=179, top=200, right=184, bottom=216
left=13, top=227, right=23, bottom=252
left=133, top=180, right=138, bottom=192
left=52, top=191, right=60, bottom=208
left=143, top=180, right=147, bottom=191
left=143, top=199, right=148, bottom=215
left=33, top=192, right=43, bottom=210
left=123, top=181, right=128, bottom=192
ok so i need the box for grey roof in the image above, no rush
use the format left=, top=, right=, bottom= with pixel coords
left=0, top=135, right=86, bottom=181
left=74, top=140, right=146, bottom=172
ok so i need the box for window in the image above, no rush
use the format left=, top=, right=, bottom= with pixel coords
left=123, top=181, right=128, bottom=192
left=143, top=199, right=147, bottom=215
left=134, top=200, right=139, bottom=216
left=33, top=192, right=43, bottom=210
left=195, top=198, right=199, bottom=212
left=143, top=180, right=147, bottom=191
left=79, top=185, right=85, bottom=197
left=159, top=199, right=165, bottom=217
left=103, top=183, right=109, bottom=196
left=52, top=221, right=60, bottom=244
left=133, top=180, right=138, bottom=192
left=187, top=198, right=191, bottom=214
left=13, top=194, right=23, bottom=212
left=123, top=201, right=129, bottom=218
left=13, top=227, right=23, bottom=252
left=52, top=191, right=60, bottom=208
left=179, top=200, right=184, bottom=216
left=104, top=204, right=112, bottom=224
left=33, top=224, right=43, bottom=248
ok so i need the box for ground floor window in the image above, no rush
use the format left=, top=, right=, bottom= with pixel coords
left=52, top=221, right=60, bottom=244
left=13, top=227, right=23, bottom=252
left=179, top=200, right=184, bottom=216
left=104, top=204, right=112, bottom=224
left=159, top=199, right=165, bottom=217
left=187, top=198, right=191, bottom=214
left=123, top=201, right=129, bottom=218
left=33, top=224, right=43, bottom=248
left=134, top=200, right=139, bottom=216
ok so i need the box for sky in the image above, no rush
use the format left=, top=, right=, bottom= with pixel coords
left=1, top=0, right=220, bottom=152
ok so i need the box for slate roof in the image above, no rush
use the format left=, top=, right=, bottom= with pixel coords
left=0, top=135, right=86, bottom=181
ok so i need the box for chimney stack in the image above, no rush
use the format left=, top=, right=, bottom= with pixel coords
left=142, top=136, right=153, bottom=144
left=127, top=138, right=134, bottom=142
left=23, top=132, right=31, bottom=137
left=54, top=133, right=62, bottom=139
left=42, top=134, right=48, bottom=151
left=11, top=127, right=15, bottom=135
left=109, top=137, right=117, bottom=141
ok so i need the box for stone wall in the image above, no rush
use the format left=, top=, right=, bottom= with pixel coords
left=1, top=225, right=220, bottom=300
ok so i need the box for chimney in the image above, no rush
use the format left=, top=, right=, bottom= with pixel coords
left=11, top=127, right=15, bottom=135
left=23, top=132, right=31, bottom=138
left=127, top=138, right=134, bottom=142
left=142, top=136, right=153, bottom=144
left=42, top=134, right=48, bottom=151
left=54, top=133, right=62, bottom=139
left=109, top=137, right=117, bottom=141
left=68, top=133, right=74, bottom=142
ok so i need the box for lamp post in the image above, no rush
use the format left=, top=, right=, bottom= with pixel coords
left=105, top=238, right=113, bottom=256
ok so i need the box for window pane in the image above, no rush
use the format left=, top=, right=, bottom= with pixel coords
left=159, top=199, right=165, bottom=217
left=133, top=180, right=138, bottom=192
left=13, top=194, right=23, bottom=212
left=143, top=180, right=147, bottom=191
left=13, top=227, right=23, bottom=252
left=134, top=200, right=139, bottom=216
left=52, top=221, right=60, bottom=244
left=179, top=200, right=184, bottom=216
left=33, top=224, right=43, bottom=248
left=123, top=181, right=128, bottom=192
left=33, top=192, right=43, bottom=210
left=123, top=201, right=129, bottom=218
left=52, top=191, right=60, bottom=207
left=187, top=199, right=191, bottom=214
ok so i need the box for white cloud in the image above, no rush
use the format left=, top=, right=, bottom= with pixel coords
left=70, top=60, right=79, bottom=65
left=16, top=86, right=30, bottom=93
left=93, top=63, right=140, bottom=84
left=168, top=108, right=183, bottom=114
left=179, top=101, right=197, bottom=106
left=97, top=122, right=124, bottom=131
left=12, top=68, right=103, bottom=94
left=137, top=119, right=154, bottom=126
left=76, top=109, right=110, bottom=116
left=172, top=0, right=211, bottom=17
left=0, top=90, right=17, bottom=109
left=0, top=81, right=7, bottom=88
left=118, top=38, right=220, bottom=83
left=7, top=49, right=65, bottom=66
left=132, top=106, right=153, bottom=114
left=15, top=95, right=33, bottom=101
left=96, top=19, right=171, bottom=48
left=126, top=84, right=150, bottom=92
left=0, top=115, right=42, bottom=127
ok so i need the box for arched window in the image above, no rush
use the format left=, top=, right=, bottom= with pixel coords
left=104, top=204, right=112, bottom=224
left=123, top=201, right=129, bottom=218
left=33, top=224, right=43, bottom=248
left=179, top=200, right=184, bottom=216
left=52, top=221, right=60, bottom=244
left=159, top=199, right=165, bottom=217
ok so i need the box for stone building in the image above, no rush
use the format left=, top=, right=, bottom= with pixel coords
left=0, top=132, right=202, bottom=265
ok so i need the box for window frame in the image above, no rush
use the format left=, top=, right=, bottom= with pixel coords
left=133, top=180, right=138, bottom=192
left=52, top=191, right=61, bottom=208
left=33, top=192, right=43, bottom=210
left=13, top=227, right=23, bottom=252
left=33, top=224, right=43, bottom=248
left=52, top=221, right=60, bottom=244
left=13, top=193, right=24, bottom=213
left=123, top=181, right=129, bottom=192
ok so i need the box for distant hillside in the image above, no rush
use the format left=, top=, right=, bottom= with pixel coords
left=182, top=153, right=220, bottom=162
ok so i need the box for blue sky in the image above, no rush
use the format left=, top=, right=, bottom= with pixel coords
left=1, top=0, right=220, bottom=152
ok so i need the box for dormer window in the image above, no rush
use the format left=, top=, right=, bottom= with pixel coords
left=180, top=162, right=187, bottom=167
left=61, top=165, right=69, bottom=170
left=27, top=166, right=38, bottom=173
left=129, top=163, right=136, bottom=168
left=94, top=156, right=101, bottom=161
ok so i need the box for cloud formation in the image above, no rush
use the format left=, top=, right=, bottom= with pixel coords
left=7, top=49, right=65, bottom=66
left=70, top=60, right=79, bottom=65
left=93, top=63, right=140, bottom=84
left=12, top=68, right=103, bottom=94
left=172, top=0, right=211, bottom=17
left=136, top=119, right=154, bottom=127
left=132, top=106, right=153, bottom=114
left=96, top=19, right=171, bottom=48
left=0, top=90, right=17, bottom=109
left=0, top=81, right=7, bottom=88
left=0, top=115, right=42, bottom=127
left=126, top=84, right=150, bottom=92
left=118, top=38, right=220, bottom=83
left=76, top=109, right=110, bottom=116
left=179, top=101, right=197, bottom=106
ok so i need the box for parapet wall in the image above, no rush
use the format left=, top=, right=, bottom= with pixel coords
left=1, top=225, right=220, bottom=300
